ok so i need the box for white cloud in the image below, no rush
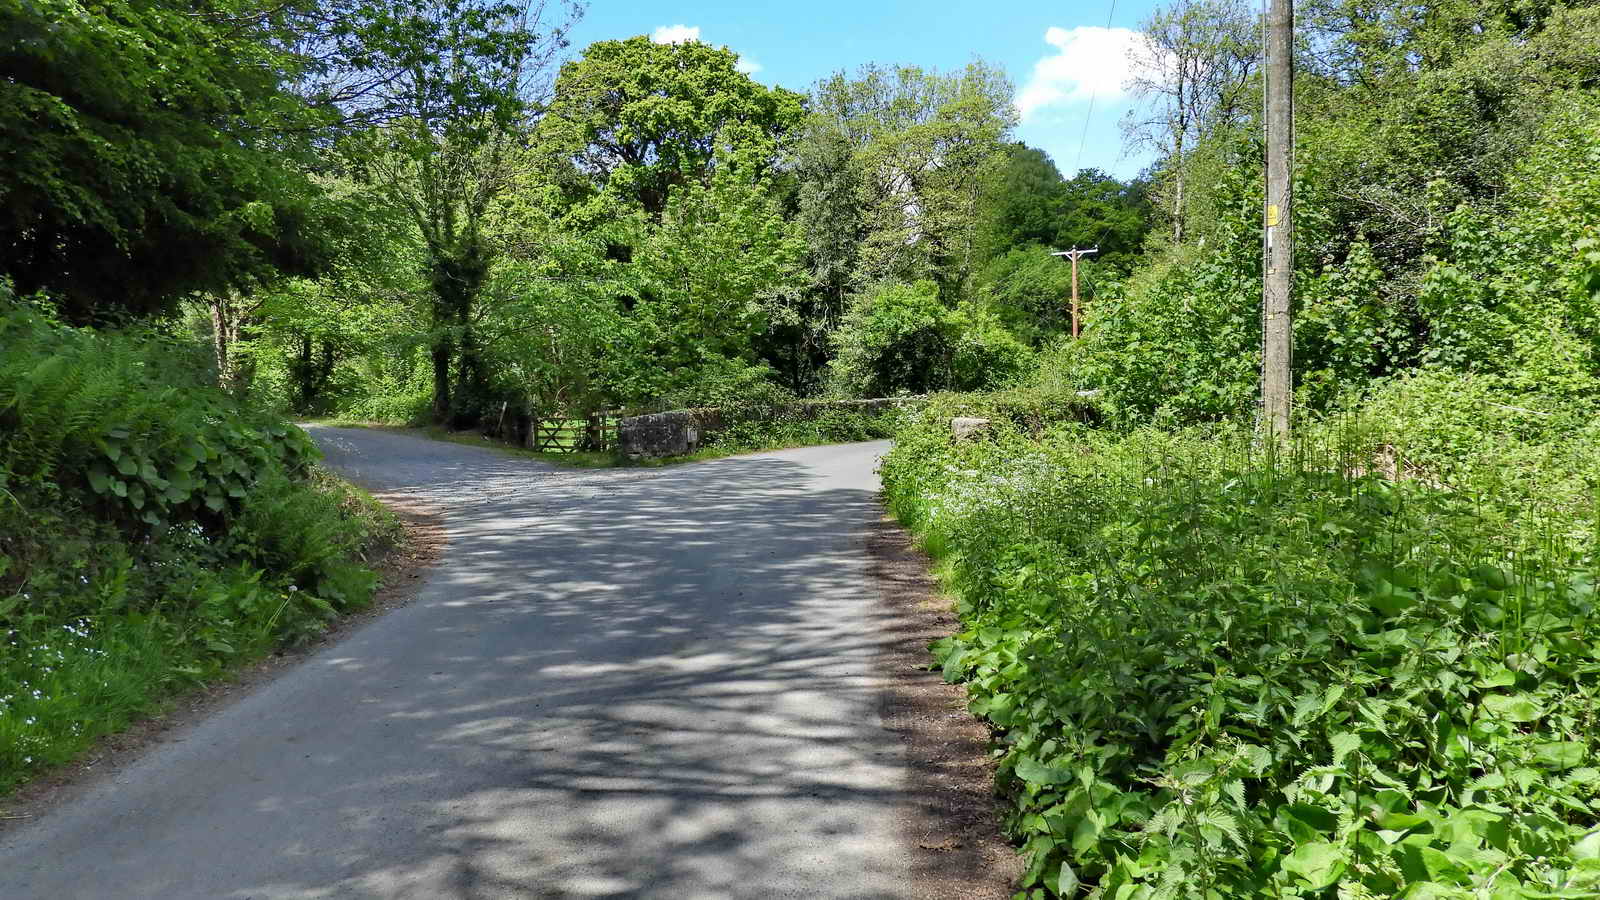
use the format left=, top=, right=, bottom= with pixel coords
left=1015, top=26, right=1145, bottom=122
left=651, top=24, right=763, bottom=77
left=651, top=24, right=701, bottom=44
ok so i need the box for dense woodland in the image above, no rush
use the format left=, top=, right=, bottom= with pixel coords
left=6, top=0, right=1597, bottom=429
left=7, top=0, right=1600, bottom=895
left=1, top=0, right=1155, bottom=426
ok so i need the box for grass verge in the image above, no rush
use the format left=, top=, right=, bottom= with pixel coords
left=0, top=306, right=407, bottom=796
left=0, top=470, right=401, bottom=796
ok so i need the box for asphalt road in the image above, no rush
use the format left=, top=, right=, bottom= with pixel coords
left=0, top=428, right=911, bottom=899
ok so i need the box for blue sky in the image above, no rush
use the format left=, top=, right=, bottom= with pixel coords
left=558, top=0, right=1166, bottom=180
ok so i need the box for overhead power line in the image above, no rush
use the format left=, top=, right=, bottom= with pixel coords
left=1073, top=0, right=1122, bottom=175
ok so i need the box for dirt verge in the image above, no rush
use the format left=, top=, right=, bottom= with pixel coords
left=869, top=512, right=1022, bottom=899
left=0, top=493, right=444, bottom=829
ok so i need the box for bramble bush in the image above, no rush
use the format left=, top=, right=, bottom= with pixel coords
left=0, top=301, right=398, bottom=791
left=883, top=374, right=1600, bottom=898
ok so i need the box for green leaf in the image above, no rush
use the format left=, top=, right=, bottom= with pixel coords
left=1472, top=565, right=1511, bottom=591
left=1282, top=803, right=1340, bottom=840
left=1014, top=756, right=1075, bottom=786
left=1282, top=841, right=1345, bottom=889
left=1330, top=732, right=1362, bottom=767
left=1475, top=666, right=1517, bottom=688
left=1482, top=693, right=1543, bottom=723
left=1418, top=846, right=1471, bottom=885
left=1368, top=581, right=1418, bottom=617
left=87, top=464, right=111, bottom=494
left=940, top=646, right=968, bottom=682
left=1072, top=812, right=1102, bottom=853
left=1059, top=861, right=1080, bottom=897
left=1533, top=742, right=1585, bottom=771
left=1240, top=743, right=1272, bottom=774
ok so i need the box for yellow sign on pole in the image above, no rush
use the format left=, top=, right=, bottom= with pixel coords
left=1266, top=204, right=1281, bottom=227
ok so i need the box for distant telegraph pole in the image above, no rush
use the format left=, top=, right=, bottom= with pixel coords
left=1262, top=0, right=1295, bottom=438
left=1050, top=247, right=1098, bottom=338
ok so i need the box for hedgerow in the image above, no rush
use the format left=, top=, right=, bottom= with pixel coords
left=883, top=375, right=1600, bottom=898
left=0, top=302, right=398, bottom=791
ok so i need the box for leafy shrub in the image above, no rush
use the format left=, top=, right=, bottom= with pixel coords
left=971, top=248, right=1077, bottom=345
left=649, top=358, right=798, bottom=413
left=828, top=280, right=954, bottom=396
left=947, top=302, right=1033, bottom=392
left=340, top=379, right=434, bottom=425
left=1335, top=370, right=1600, bottom=521
left=883, top=387, right=1600, bottom=897
left=1413, top=94, right=1600, bottom=402
left=828, top=279, right=1033, bottom=396
left=703, top=403, right=904, bottom=453
left=1058, top=166, right=1262, bottom=425
left=0, top=302, right=396, bottom=790
left=910, top=388, right=1103, bottom=435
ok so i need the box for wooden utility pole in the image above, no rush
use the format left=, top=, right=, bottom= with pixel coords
left=1262, top=0, right=1294, bottom=438
left=1051, top=247, right=1098, bottom=338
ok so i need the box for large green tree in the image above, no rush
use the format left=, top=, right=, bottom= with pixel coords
left=338, top=0, right=575, bottom=425
left=972, top=144, right=1071, bottom=260
left=1123, top=0, right=1259, bottom=243
left=492, top=36, right=809, bottom=407
left=0, top=0, right=338, bottom=322
left=535, top=36, right=805, bottom=219
left=975, top=145, right=1153, bottom=273
left=802, top=62, right=1017, bottom=295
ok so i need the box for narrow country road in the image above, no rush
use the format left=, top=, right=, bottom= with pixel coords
left=0, top=428, right=914, bottom=899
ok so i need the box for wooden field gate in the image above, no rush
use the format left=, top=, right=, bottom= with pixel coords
left=529, top=409, right=618, bottom=453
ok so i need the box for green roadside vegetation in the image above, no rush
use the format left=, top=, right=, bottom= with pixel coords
left=8, top=0, right=1600, bottom=894
left=886, top=381, right=1600, bottom=897
left=872, top=3, right=1600, bottom=893
left=0, top=302, right=399, bottom=794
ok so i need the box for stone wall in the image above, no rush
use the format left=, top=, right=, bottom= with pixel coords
left=617, top=398, right=922, bottom=459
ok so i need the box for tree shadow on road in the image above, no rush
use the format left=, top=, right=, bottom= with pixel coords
left=3, top=434, right=925, bottom=899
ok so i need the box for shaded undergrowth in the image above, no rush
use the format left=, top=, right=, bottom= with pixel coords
left=0, top=306, right=398, bottom=793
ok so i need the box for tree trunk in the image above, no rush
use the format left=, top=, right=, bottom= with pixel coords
left=208, top=294, right=256, bottom=393
left=1173, top=169, right=1186, bottom=245
left=1172, top=119, right=1187, bottom=245
left=431, top=338, right=453, bottom=424
left=209, top=298, right=230, bottom=384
